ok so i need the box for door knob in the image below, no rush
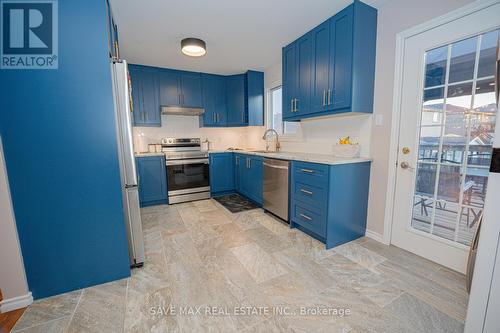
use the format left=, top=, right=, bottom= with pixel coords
left=400, top=161, right=414, bottom=170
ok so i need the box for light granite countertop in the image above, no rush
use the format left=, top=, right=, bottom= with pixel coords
left=134, top=152, right=165, bottom=157
left=208, top=149, right=372, bottom=166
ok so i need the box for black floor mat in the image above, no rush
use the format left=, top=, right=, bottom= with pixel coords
left=213, top=194, right=259, bottom=213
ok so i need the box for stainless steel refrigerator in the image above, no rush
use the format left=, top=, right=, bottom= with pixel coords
left=110, top=59, right=145, bottom=267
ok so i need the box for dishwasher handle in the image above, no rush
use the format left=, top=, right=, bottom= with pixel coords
left=263, top=162, right=289, bottom=170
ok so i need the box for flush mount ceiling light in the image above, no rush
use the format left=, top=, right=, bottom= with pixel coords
left=181, top=38, right=206, bottom=57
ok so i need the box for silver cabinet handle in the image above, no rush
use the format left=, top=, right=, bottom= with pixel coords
left=300, top=213, right=312, bottom=221
left=300, top=189, right=313, bottom=195
left=322, top=90, right=326, bottom=106
left=291, top=99, right=294, bottom=112
left=235, top=156, right=239, bottom=165
left=213, top=113, right=216, bottom=123
left=217, top=113, right=220, bottom=123
left=300, top=168, right=315, bottom=173
left=327, top=89, right=332, bottom=105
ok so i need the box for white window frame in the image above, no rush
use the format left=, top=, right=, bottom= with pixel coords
left=265, top=82, right=302, bottom=141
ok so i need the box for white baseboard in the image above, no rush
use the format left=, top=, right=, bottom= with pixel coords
left=365, top=229, right=387, bottom=244
left=0, top=292, right=33, bottom=313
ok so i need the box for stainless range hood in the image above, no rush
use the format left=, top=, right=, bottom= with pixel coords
left=161, top=106, right=205, bottom=116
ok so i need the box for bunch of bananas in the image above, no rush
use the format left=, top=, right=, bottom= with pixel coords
left=339, top=136, right=354, bottom=145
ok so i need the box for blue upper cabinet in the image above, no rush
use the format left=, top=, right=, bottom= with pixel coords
left=131, top=64, right=262, bottom=128
left=283, top=0, right=377, bottom=121
left=129, top=65, right=161, bottom=127
left=282, top=32, right=313, bottom=117
left=330, top=5, right=354, bottom=110
left=159, top=70, right=180, bottom=106
left=246, top=71, right=264, bottom=126
left=225, top=71, right=264, bottom=127
left=136, top=156, right=168, bottom=206
left=201, top=74, right=227, bottom=127
left=311, top=21, right=331, bottom=113
left=209, top=153, right=235, bottom=195
left=180, top=72, right=203, bottom=108
left=158, top=70, right=203, bottom=108
left=226, top=74, right=246, bottom=126
left=282, top=43, right=297, bottom=119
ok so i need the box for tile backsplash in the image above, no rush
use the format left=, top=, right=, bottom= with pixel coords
left=133, top=113, right=372, bottom=157
left=132, top=115, right=263, bottom=152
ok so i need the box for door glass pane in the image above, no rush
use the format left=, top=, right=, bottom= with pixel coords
left=425, top=45, right=448, bottom=88
left=412, top=196, right=434, bottom=233
left=448, top=36, right=477, bottom=83
left=411, top=30, right=498, bottom=247
left=414, top=163, right=437, bottom=197
left=419, top=127, right=442, bottom=162
left=469, top=78, right=496, bottom=166
left=477, top=30, right=499, bottom=78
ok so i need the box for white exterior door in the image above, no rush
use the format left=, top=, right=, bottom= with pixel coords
left=391, top=2, right=500, bottom=273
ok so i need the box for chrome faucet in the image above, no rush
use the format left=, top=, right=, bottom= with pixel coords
left=262, top=129, right=281, bottom=152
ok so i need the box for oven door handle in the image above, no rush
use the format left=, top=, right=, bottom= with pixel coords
left=166, top=159, right=209, bottom=166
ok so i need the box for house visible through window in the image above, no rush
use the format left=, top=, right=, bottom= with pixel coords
left=269, top=86, right=299, bottom=136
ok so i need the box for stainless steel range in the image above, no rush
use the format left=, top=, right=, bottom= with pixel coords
left=162, top=138, right=210, bottom=204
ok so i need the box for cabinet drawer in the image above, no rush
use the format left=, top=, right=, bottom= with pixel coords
left=292, top=181, right=327, bottom=209
left=291, top=203, right=326, bottom=238
left=292, top=161, right=329, bottom=188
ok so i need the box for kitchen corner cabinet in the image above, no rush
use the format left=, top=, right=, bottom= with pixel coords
left=234, top=154, right=263, bottom=205
left=204, top=71, right=264, bottom=128
left=129, top=65, right=161, bottom=127
left=209, top=153, right=235, bottom=195
left=159, top=70, right=203, bottom=108
left=290, top=160, right=371, bottom=248
left=136, top=156, right=168, bottom=206
left=283, top=0, right=377, bottom=121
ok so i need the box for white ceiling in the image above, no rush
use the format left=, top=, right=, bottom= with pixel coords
left=110, top=0, right=386, bottom=75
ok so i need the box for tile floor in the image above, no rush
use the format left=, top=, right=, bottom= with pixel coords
left=12, top=199, right=469, bottom=332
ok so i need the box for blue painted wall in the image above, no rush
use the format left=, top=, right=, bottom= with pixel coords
left=0, top=0, right=131, bottom=299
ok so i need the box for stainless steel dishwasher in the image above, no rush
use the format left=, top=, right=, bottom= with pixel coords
left=263, top=158, right=289, bottom=221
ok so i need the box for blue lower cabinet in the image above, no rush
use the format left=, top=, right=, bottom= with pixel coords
left=232, top=154, right=263, bottom=205
left=290, top=160, right=371, bottom=248
left=209, top=153, right=235, bottom=195
left=240, top=155, right=263, bottom=205
left=136, top=156, right=168, bottom=206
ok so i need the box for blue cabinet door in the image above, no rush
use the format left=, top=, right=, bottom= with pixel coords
left=141, top=70, right=161, bottom=126
left=311, top=21, right=331, bottom=114
left=209, top=153, right=235, bottom=194
left=246, top=71, right=264, bottom=126
left=180, top=72, right=203, bottom=108
left=201, top=74, right=217, bottom=126
left=295, top=32, right=312, bottom=116
left=246, top=156, right=263, bottom=205
left=234, top=154, right=243, bottom=193
left=129, top=65, right=161, bottom=127
left=159, top=70, right=180, bottom=106
left=226, top=74, right=246, bottom=126
left=282, top=43, right=296, bottom=120
left=129, top=66, right=143, bottom=125
left=136, top=156, right=167, bottom=206
left=201, top=74, right=227, bottom=127
left=329, top=5, right=353, bottom=110
left=214, top=75, right=227, bottom=125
